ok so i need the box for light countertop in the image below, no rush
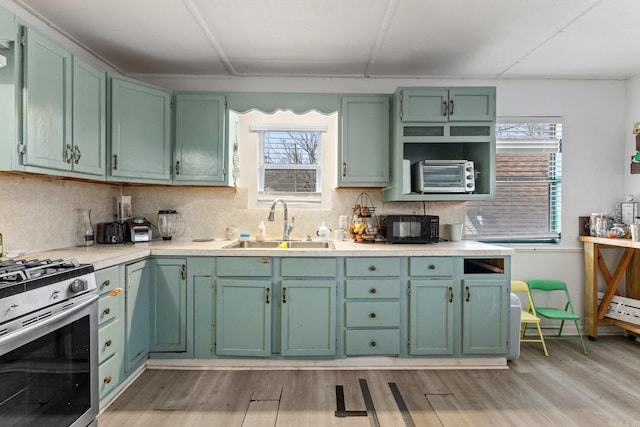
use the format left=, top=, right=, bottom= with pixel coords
left=19, top=239, right=513, bottom=270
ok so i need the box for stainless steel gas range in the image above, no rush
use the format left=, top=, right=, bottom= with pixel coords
left=0, top=258, right=99, bottom=427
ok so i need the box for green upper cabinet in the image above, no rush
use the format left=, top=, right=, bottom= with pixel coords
left=0, top=7, right=14, bottom=41
left=72, top=56, right=106, bottom=176
left=338, top=95, right=390, bottom=186
left=108, top=75, right=171, bottom=183
left=400, top=87, right=495, bottom=122
left=21, top=26, right=105, bottom=178
left=174, top=93, right=227, bottom=184
left=22, top=27, right=72, bottom=172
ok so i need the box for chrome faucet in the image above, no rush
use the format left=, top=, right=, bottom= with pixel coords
left=268, top=198, right=295, bottom=241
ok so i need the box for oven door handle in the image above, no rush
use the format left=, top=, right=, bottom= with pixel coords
left=0, top=293, right=99, bottom=347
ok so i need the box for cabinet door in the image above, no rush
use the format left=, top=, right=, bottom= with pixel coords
left=72, top=56, right=105, bottom=176
left=216, top=279, right=272, bottom=356
left=280, top=280, right=336, bottom=357
left=109, top=76, right=171, bottom=182
left=0, top=7, right=14, bottom=41
left=23, top=27, right=72, bottom=171
left=125, top=259, right=149, bottom=373
left=149, top=258, right=187, bottom=352
left=448, top=88, right=495, bottom=122
left=400, top=88, right=448, bottom=122
left=409, top=279, right=455, bottom=355
left=174, top=93, right=226, bottom=184
left=461, top=279, right=508, bottom=355
left=339, top=95, right=390, bottom=186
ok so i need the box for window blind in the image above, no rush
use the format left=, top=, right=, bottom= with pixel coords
left=466, top=121, right=562, bottom=242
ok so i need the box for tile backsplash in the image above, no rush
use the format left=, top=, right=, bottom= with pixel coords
left=0, top=173, right=465, bottom=253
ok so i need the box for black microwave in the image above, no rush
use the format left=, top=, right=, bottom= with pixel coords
left=381, top=215, right=439, bottom=244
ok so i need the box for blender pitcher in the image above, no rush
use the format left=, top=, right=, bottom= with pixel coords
left=76, top=208, right=95, bottom=246
left=157, top=210, right=184, bottom=240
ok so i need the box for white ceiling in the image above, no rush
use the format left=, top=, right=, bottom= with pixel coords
left=9, top=0, right=640, bottom=79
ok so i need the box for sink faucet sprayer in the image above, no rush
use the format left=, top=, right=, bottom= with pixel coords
left=268, top=199, right=295, bottom=241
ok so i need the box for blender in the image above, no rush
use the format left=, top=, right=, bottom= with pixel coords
left=157, top=210, right=184, bottom=240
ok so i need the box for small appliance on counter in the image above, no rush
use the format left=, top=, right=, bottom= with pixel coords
left=96, top=222, right=124, bottom=244
left=124, top=217, right=153, bottom=242
left=157, top=210, right=184, bottom=240
left=381, top=214, right=439, bottom=244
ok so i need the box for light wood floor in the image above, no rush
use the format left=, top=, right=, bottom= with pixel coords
left=98, top=336, right=640, bottom=427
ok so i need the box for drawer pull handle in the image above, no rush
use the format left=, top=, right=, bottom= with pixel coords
left=428, top=264, right=436, bottom=270
left=105, top=339, right=112, bottom=347
left=369, top=313, right=376, bottom=318
left=448, top=286, right=454, bottom=303
left=103, top=279, right=111, bottom=287
left=370, top=341, right=377, bottom=347
left=368, top=265, right=376, bottom=271
left=104, top=375, right=112, bottom=384
left=369, top=288, right=377, bottom=294
left=103, top=308, right=111, bottom=315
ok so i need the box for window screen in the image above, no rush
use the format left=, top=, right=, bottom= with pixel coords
left=465, top=120, right=563, bottom=242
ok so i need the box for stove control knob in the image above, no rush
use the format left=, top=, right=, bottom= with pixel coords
left=70, top=279, right=88, bottom=293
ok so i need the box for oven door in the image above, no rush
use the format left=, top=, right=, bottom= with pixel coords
left=0, top=294, right=99, bottom=427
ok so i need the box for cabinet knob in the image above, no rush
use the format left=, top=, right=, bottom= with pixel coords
left=104, top=375, right=112, bottom=384
left=369, top=313, right=377, bottom=319
left=368, top=265, right=376, bottom=271
left=103, top=279, right=111, bottom=287
left=370, top=341, right=377, bottom=347
left=105, top=339, right=112, bottom=347
left=369, top=288, right=377, bottom=294
left=428, top=264, right=436, bottom=270
left=103, top=308, right=111, bottom=315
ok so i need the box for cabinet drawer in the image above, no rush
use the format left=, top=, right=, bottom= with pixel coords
left=345, top=301, right=400, bottom=327
left=99, top=352, right=123, bottom=400
left=98, top=290, right=123, bottom=326
left=345, top=329, right=400, bottom=355
left=217, top=257, right=272, bottom=276
left=98, top=318, right=123, bottom=364
left=96, top=265, right=121, bottom=296
left=409, top=257, right=454, bottom=276
left=281, top=258, right=336, bottom=277
left=345, top=258, right=401, bottom=277
left=345, top=279, right=401, bottom=299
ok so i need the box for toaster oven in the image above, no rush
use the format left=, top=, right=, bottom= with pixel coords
left=412, top=160, right=475, bottom=193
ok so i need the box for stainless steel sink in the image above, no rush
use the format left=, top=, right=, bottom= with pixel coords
left=222, top=240, right=334, bottom=249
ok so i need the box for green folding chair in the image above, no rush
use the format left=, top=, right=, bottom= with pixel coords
left=527, top=279, right=588, bottom=355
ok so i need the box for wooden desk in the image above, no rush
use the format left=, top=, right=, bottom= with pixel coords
left=580, top=236, right=640, bottom=338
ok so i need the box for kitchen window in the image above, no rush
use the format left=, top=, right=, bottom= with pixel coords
left=465, top=118, right=563, bottom=243
left=253, top=124, right=326, bottom=204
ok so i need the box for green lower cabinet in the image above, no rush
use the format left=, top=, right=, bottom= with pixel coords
left=149, top=258, right=187, bottom=352
left=461, top=278, right=508, bottom=355
left=280, top=280, right=336, bottom=357
left=216, top=279, right=272, bottom=356
left=409, top=279, right=455, bottom=355
left=125, top=259, right=150, bottom=373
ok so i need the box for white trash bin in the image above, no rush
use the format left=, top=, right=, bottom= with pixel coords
left=507, top=293, right=521, bottom=361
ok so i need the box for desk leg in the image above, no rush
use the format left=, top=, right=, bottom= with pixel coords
left=627, top=250, right=640, bottom=300
left=583, top=242, right=599, bottom=339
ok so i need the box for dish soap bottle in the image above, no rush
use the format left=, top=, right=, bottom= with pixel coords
left=318, top=221, right=330, bottom=243
left=256, top=221, right=266, bottom=241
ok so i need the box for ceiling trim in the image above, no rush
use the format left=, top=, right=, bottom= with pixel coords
left=497, top=0, right=605, bottom=79
left=181, top=0, right=237, bottom=76
left=364, top=0, right=399, bottom=78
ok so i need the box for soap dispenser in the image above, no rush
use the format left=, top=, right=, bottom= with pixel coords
left=318, top=221, right=330, bottom=243
left=256, top=221, right=266, bottom=241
